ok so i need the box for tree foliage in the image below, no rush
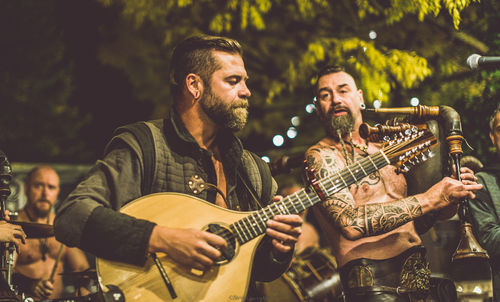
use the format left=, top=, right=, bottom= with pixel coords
left=1, top=0, right=498, bottom=165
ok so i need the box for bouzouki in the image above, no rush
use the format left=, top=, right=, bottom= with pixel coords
left=96, top=127, right=437, bottom=302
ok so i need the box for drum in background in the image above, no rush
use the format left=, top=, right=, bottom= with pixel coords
left=259, top=247, right=343, bottom=302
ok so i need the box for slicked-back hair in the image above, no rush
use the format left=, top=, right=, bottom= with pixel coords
left=170, top=35, right=243, bottom=99
left=489, top=104, right=500, bottom=132
left=312, top=65, right=346, bottom=97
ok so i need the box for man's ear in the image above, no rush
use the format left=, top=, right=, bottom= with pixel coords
left=490, top=131, right=495, bottom=146
left=358, top=89, right=365, bottom=108
left=185, top=73, right=203, bottom=100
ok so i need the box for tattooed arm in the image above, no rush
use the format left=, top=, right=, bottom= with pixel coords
left=305, top=144, right=481, bottom=240
left=322, top=192, right=422, bottom=239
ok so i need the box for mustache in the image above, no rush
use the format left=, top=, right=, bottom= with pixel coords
left=231, top=99, right=249, bottom=109
left=327, top=105, right=351, bottom=116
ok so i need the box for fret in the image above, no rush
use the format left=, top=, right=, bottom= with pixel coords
left=236, top=220, right=250, bottom=242
left=230, top=225, right=242, bottom=243
left=296, top=191, right=306, bottom=210
left=245, top=217, right=258, bottom=236
left=280, top=202, right=291, bottom=214
left=372, top=155, right=384, bottom=172
left=279, top=199, right=291, bottom=215
left=232, top=222, right=246, bottom=243
left=242, top=216, right=259, bottom=239
left=380, top=149, right=390, bottom=164
left=263, top=206, right=273, bottom=220
left=318, top=180, right=331, bottom=196
left=289, top=195, right=298, bottom=214
left=267, top=204, right=278, bottom=217
left=274, top=202, right=285, bottom=215
left=256, top=210, right=266, bottom=225
left=241, top=219, right=253, bottom=242
left=367, top=154, right=378, bottom=170
left=356, top=160, right=367, bottom=176
left=250, top=214, right=264, bottom=233
left=320, top=175, right=336, bottom=196
left=304, top=192, right=316, bottom=207
left=346, top=165, right=358, bottom=182
left=335, top=170, right=348, bottom=187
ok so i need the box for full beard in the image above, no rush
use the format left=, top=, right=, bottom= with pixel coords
left=29, top=201, right=52, bottom=219
left=200, top=87, right=249, bottom=132
left=325, top=109, right=354, bottom=139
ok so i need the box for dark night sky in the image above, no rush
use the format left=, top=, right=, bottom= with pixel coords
left=55, top=0, right=153, bottom=159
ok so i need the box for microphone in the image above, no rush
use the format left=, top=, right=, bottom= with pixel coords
left=467, top=54, right=500, bottom=70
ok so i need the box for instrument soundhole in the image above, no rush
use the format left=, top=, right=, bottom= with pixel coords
left=206, top=223, right=237, bottom=265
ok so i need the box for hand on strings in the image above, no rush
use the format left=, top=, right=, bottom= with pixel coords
left=0, top=220, right=26, bottom=251
left=33, top=279, right=54, bottom=299
left=148, top=226, right=228, bottom=271
left=266, top=196, right=303, bottom=254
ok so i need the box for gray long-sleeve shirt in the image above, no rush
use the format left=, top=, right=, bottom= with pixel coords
left=54, top=109, right=289, bottom=283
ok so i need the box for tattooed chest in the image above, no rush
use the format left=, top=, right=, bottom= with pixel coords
left=352, top=165, right=407, bottom=203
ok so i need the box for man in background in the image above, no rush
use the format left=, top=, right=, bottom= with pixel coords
left=13, top=165, right=90, bottom=301
left=470, top=105, right=500, bottom=301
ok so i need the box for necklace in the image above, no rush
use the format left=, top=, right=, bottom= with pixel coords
left=345, top=139, right=369, bottom=154
left=25, top=209, right=50, bottom=261
left=347, top=132, right=368, bottom=154
left=336, top=130, right=369, bottom=166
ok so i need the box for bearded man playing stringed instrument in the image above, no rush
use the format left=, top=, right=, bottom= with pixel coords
left=14, top=166, right=90, bottom=301
left=304, top=66, right=482, bottom=302
left=54, top=36, right=302, bottom=301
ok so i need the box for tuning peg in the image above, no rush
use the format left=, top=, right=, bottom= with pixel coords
left=427, top=150, right=435, bottom=158
left=421, top=153, right=428, bottom=161
left=399, top=164, right=410, bottom=173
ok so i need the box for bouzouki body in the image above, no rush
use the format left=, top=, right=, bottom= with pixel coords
left=97, top=193, right=262, bottom=302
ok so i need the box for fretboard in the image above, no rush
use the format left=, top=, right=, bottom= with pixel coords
left=230, top=149, right=390, bottom=244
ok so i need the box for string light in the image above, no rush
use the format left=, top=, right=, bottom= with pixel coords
left=272, top=135, right=284, bottom=147
left=410, top=97, right=420, bottom=106
left=291, top=116, right=300, bottom=126
left=287, top=127, right=297, bottom=139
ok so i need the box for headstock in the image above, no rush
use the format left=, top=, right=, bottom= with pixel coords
left=380, top=126, right=438, bottom=174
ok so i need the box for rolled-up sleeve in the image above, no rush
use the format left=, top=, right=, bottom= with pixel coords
left=54, top=140, right=156, bottom=266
